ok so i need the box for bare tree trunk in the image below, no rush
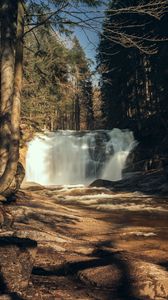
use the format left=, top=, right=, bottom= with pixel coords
left=0, top=0, right=15, bottom=175
left=75, top=97, right=80, bottom=131
left=0, top=0, right=24, bottom=195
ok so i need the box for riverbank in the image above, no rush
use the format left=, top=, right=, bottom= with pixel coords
left=0, top=173, right=168, bottom=300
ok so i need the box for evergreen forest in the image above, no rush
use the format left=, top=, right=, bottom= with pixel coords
left=98, top=0, right=168, bottom=154
left=0, top=0, right=168, bottom=195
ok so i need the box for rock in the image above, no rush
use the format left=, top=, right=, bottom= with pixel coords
left=90, top=179, right=115, bottom=188
left=162, top=157, right=168, bottom=179
left=0, top=183, right=167, bottom=299
left=161, top=183, right=168, bottom=193
left=0, top=195, right=6, bottom=202
left=79, top=264, right=121, bottom=288
left=78, top=258, right=168, bottom=300
left=90, top=170, right=167, bottom=194
left=0, top=237, right=37, bottom=297
left=0, top=207, right=14, bottom=229
left=21, top=181, right=46, bottom=191
left=0, top=207, right=5, bottom=226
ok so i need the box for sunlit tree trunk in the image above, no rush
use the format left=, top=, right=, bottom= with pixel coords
left=75, top=97, right=80, bottom=131
left=0, top=0, right=25, bottom=195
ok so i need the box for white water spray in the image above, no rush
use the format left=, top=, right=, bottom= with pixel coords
left=101, top=129, right=136, bottom=181
left=25, top=129, right=136, bottom=185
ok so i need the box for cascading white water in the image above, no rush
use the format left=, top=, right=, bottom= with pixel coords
left=25, top=128, right=136, bottom=185
left=101, top=129, right=136, bottom=181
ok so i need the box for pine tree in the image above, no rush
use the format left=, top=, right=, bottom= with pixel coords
left=69, top=38, right=94, bottom=130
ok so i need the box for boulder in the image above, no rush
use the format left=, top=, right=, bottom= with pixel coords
left=0, top=236, right=37, bottom=298
left=90, top=179, right=115, bottom=188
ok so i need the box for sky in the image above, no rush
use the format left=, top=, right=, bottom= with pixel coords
left=64, top=2, right=107, bottom=71
left=74, top=27, right=100, bottom=84
left=66, top=2, right=107, bottom=84
left=33, top=0, right=107, bottom=81
left=74, top=26, right=99, bottom=66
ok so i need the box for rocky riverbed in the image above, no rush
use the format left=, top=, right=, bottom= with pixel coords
left=0, top=171, right=168, bottom=299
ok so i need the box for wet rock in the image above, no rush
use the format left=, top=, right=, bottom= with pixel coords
left=90, top=179, right=115, bottom=188
left=90, top=170, right=167, bottom=194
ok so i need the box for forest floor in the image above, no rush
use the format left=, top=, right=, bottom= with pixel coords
left=0, top=170, right=168, bottom=300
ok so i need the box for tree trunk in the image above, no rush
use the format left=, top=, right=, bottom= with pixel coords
left=75, top=97, right=80, bottom=131
left=0, top=0, right=15, bottom=175
left=0, top=0, right=24, bottom=195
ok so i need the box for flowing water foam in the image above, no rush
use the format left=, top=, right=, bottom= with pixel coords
left=25, top=128, right=136, bottom=185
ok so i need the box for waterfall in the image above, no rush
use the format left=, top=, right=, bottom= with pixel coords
left=25, top=129, right=136, bottom=185
left=101, top=129, right=136, bottom=181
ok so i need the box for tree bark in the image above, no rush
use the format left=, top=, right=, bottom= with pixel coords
left=0, top=0, right=24, bottom=195
left=0, top=0, right=15, bottom=175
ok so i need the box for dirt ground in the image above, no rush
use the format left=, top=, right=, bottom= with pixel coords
left=0, top=181, right=168, bottom=300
